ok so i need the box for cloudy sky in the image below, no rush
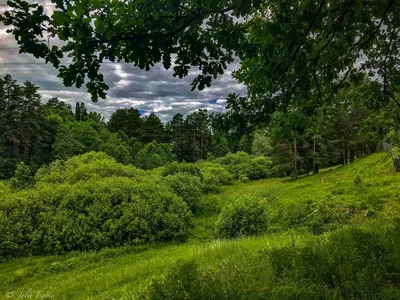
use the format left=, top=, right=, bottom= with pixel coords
left=0, top=2, right=247, bottom=122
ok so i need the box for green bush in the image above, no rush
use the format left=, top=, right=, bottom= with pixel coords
left=0, top=181, right=8, bottom=193
left=239, top=175, right=250, bottom=183
left=216, top=195, right=269, bottom=239
left=0, top=177, right=192, bottom=257
left=135, top=142, right=175, bottom=170
left=164, top=173, right=203, bottom=214
left=10, top=162, right=32, bottom=190
left=35, top=151, right=144, bottom=185
left=164, top=161, right=234, bottom=193
left=214, top=152, right=272, bottom=180
left=199, top=194, right=227, bottom=215
left=198, top=162, right=234, bottom=193
left=162, top=161, right=203, bottom=180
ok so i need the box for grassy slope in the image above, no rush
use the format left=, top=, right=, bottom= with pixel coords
left=1, top=152, right=399, bottom=299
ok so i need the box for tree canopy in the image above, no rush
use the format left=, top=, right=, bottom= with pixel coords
left=1, top=0, right=399, bottom=125
left=1, top=0, right=258, bottom=101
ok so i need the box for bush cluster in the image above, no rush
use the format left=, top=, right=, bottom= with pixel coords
left=135, top=142, right=175, bottom=170
left=35, top=151, right=144, bottom=185
left=162, top=161, right=203, bottom=179
left=164, top=173, right=203, bottom=214
left=163, top=161, right=235, bottom=194
left=0, top=154, right=192, bottom=258
left=197, top=162, right=234, bottom=193
left=215, top=195, right=269, bottom=239
left=215, top=152, right=272, bottom=181
left=0, top=150, right=275, bottom=258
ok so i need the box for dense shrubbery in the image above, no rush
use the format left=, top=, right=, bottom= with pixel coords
left=0, top=181, right=8, bottom=193
left=0, top=177, right=192, bottom=257
left=216, top=195, right=269, bottom=239
left=0, top=153, right=193, bottom=257
left=2, top=150, right=280, bottom=258
left=197, top=162, right=234, bottom=193
left=135, top=142, right=175, bottom=170
left=215, top=152, right=272, bottom=181
left=163, top=161, right=235, bottom=194
left=35, top=152, right=144, bottom=185
left=10, top=162, right=32, bottom=190
left=164, top=173, right=203, bottom=214
left=162, top=161, right=203, bottom=179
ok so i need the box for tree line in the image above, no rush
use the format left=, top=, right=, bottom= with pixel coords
left=1, top=74, right=399, bottom=180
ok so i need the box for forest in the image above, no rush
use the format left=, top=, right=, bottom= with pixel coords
left=1, top=0, right=400, bottom=299
left=1, top=74, right=398, bottom=182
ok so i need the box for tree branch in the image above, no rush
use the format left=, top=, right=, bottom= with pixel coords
left=271, top=0, right=327, bottom=95
left=114, top=5, right=236, bottom=42
left=383, top=26, right=396, bottom=102
left=311, top=0, right=397, bottom=110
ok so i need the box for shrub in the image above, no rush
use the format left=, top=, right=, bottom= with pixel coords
left=162, top=161, right=203, bottom=180
left=35, top=152, right=144, bottom=185
left=200, top=195, right=225, bottom=215
left=163, top=162, right=234, bottom=194
left=10, top=162, right=32, bottom=190
left=135, top=142, right=175, bottom=170
left=214, top=152, right=272, bottom=180
left=250, top=156, right=273, bottom=179
left=0, top=177, right=192, bottom=257
left=216, top=195, right=269, bottom=239
left=239, top=175, right=250, bottom=183
left=198, top=162, right=234, bottom=193
left=0, top=181, right=8, bottom=193
left=164, top=173, right=203, bottom=214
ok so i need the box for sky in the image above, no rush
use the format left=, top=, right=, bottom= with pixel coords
left=0, top=2, right=247, bottom=122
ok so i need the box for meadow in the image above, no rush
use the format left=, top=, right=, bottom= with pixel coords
left=1, top=152, right=399, bottom=299
left=2, top=1, right=400, bottom=298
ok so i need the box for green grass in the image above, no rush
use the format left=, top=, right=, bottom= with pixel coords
left=1, top=152, right=399, bottom=299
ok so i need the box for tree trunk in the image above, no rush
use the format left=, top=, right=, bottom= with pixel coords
left=350, top=149, right=355, bottom=163
left=192, top=135, right=196, bottom=161
left=200, top=134, right=203, bottom=160
left=344, top=144, right=348, bottom=165
left=294, top=136, right=298, bottom=180
left=312, top=135, right=317, bottom=174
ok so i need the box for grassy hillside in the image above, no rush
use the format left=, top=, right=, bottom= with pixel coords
left=1, top=152, right=400, bottom=299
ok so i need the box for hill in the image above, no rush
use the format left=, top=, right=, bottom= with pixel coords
left=1, top=152, right=400, bottom=299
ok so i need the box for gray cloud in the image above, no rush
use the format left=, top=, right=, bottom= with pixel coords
left=0, top=4, right=247, bottom=122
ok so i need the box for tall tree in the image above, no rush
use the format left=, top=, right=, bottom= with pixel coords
left=75, top=102, right=88, bottom=121
left=0, top=75, right=41, bottom=158
left=44, top=97, right=74, bottom=121
left=166, top=113, right=190, bottom=161
left=139, top=113, right=165, bottom=144
left=186, top=110, right=211, bottom=161
left=108, top=108, right=142, bottom=138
